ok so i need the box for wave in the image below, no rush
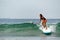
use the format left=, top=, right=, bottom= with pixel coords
left=56, top=22, right=60, bottom=26
left=56, top=22, right=60, bottom=31
left=0, top=23, right=39, bottom=33
left=0, top=22, right=60, bottom=36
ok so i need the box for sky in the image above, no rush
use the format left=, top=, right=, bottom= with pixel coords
left=0, top=0, right=60, bottom=19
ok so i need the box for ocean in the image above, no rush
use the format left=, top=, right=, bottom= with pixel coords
left=0, top=19, right=60, bottom=40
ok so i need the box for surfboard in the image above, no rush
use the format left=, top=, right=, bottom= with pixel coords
left=39, top=26, right=52, bottom=35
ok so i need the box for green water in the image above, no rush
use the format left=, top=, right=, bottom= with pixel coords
left=56, top=22, right=60, bottom=37
left=0, top=23, right=60, bottom=37
left=0, top=23, right=41, bottom=36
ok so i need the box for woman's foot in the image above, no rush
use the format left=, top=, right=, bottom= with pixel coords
left=45, top=27, right=47, bottom=30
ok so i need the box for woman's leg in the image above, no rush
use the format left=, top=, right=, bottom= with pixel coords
left=42, top=22, right=47, bottom=29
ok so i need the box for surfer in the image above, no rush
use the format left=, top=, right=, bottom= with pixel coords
left=39, top=14, right=47, bottom=29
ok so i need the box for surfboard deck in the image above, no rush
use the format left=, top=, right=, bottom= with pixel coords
left=39, top=26, right=52, bottom=35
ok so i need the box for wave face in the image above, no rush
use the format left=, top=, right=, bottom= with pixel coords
left=56, top=22, right=60, bottom=37
left=0, top=23, right=40, bottom=36
left=0, top=19, right=60, bottom=37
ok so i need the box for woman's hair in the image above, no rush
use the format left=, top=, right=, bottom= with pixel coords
left=40, top=14, right=43, bottom=19
left=40, top=14, right=43, bottom=17
left=40, top=14, right=46, bottom=20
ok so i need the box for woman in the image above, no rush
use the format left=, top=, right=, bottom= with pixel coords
left=39, top=14, right=47, bottom=29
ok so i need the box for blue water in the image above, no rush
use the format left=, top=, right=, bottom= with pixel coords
left=0, top=19, right=60, bottom=24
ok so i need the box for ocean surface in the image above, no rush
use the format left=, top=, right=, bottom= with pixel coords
left=0, top=19, right=60, bottom=37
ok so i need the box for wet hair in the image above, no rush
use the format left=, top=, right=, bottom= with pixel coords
left=40, top=14, right=46, bottom=20
left=40, top=14, right=43, bottom=19
left=40, top=14, right=43, bottom=17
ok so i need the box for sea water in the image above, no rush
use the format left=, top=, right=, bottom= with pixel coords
left=0, top=19, right=60, bottom=40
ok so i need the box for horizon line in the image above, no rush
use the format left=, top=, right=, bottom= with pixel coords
left=0, top=18, right=60, bottom=19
